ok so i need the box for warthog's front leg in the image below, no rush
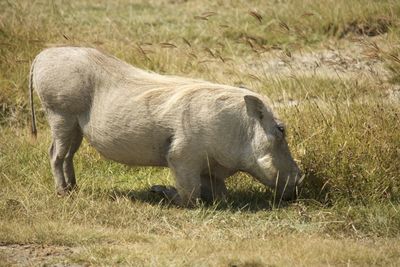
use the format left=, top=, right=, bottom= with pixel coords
left=150, top=166, right=202, bottom=207
left=200, top=174, right=227, bottom=203
left=172, top=166, right=201, bottom=207
left=164, top=151, right=201, bottom=206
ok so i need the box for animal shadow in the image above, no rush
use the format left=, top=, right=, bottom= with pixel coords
left=107, top=186, right=294, bottom=211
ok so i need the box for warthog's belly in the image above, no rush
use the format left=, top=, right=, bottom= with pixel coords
left=78, top=111, right=172, bottom=167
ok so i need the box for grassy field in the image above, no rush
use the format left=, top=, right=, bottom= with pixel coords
left=1, top=0, right=400, bottom=266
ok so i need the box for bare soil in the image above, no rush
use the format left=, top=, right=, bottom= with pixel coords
left=0, top=244, right=83, bottom=267
left=241, top=36, right=400, bottom=108
left=244, top=37, right=389, bottom=80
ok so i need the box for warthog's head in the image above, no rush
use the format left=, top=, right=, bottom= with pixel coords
left=242, top=95, right=302, bottom=201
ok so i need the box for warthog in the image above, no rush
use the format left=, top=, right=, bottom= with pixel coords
left=29, top=47, right=301, bottom=206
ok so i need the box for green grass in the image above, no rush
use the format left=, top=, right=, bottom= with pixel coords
left=1, top=0, right=400, bottom=265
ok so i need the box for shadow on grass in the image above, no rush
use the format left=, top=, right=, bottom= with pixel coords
left=107, top=187, right=297, bottom=211
left=77, top=169, right=330, bottom=211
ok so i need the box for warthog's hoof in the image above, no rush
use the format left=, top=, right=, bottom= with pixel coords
left=56, top=189, right=69, bottom=197
left=56, top=185, right=77, bottom=197
left=150, top=185, right=203, bottom=208
left=150, top=185, right=178, bottom=200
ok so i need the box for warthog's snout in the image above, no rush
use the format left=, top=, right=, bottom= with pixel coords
left=278, top=168, right=303, bottom=201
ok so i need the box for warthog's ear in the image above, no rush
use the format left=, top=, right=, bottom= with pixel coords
left=244, top=95, right=264, bottom=120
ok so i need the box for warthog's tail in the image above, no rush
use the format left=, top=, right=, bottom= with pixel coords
left=29, top=58, right=37, bottom=138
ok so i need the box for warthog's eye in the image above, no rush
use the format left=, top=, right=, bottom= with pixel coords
left=277, top=124, right=285, bottom=135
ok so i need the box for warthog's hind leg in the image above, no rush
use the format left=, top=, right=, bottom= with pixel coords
left=63, top=127, right=83, bottom=190
left=47, top=111, right=79, bottom=196
left=49, top=140, right=67, bottom=194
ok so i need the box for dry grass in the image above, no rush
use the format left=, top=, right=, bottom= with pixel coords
left=1, top=0, right=400, bottom=265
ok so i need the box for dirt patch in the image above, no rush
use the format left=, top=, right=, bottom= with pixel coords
left=331, top=18, right=391, bottom=38
left=241, top=36, right=400, bottom=108
left=0, top=244, right=84, bottom=267
left=243, top=38, right=389, bottom=81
